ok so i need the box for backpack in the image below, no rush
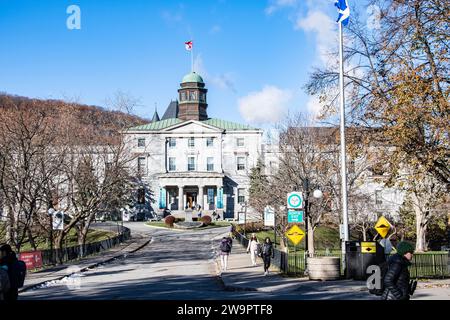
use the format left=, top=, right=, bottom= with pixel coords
left=0, top=268, right=11, bottom=296
left=9, top=260, right=27, bottom=289
left=220, top=240, right=231, bottom=253
left=369, top=261, right=388, bottom=296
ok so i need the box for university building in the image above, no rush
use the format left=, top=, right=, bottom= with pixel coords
left=124, top=72, right=262, bottom=219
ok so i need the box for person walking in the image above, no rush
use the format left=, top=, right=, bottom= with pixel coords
left=0, top=244, right=26, bottom=301
left=246, top=234, right=259, bottom=267
left=261, top=237, right=273, bottom=276
left=219, top=237, right=232, bottom=273
left=0, top=263, right=10, bottom=301
left=381, top=241, right=416, bottom=300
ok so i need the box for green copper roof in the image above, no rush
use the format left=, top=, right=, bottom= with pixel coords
left=128, top=118, right=258, bottom=132
left=203, top=118, right=257, bottom=131
left=182, top=72, right=204, bottom=84
left=128, top=118, right=182, bottom=131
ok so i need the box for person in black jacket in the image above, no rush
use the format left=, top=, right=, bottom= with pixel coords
left=261, top=237, right=274, bottom=276
left=0, top=244, right=20, bottom=301
left=381, top=241, right=415, bottom=300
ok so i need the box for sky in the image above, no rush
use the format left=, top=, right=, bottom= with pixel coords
left=0, top=0, right=372, bottom=129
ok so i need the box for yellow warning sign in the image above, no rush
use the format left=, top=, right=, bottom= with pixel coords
left=361, top=242, right=376, bottom=254
left=375, top=216, right=391, bottom=238
left=285, top=225, right=305, bottom=246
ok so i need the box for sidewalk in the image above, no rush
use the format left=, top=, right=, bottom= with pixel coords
left=20, top=233, right=151, bottom=292
left=215, top=242, right=369, bottom=294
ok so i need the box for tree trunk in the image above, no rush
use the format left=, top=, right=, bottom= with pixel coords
left=412, top=192, right=428, bottom=252
left=26, top=227, right=37, bottom=251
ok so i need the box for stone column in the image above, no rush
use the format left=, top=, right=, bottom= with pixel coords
left=178, top=185, right=184, bottom=211
left=233, top=187, right=239, bottom=220
left=198, top=185, right=204, bottom=210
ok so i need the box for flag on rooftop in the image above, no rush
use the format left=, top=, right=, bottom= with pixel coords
left=185, top=41, right=193, bottom=51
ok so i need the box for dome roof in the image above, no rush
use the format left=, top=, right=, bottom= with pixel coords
left=182, top=72, right=204, bottom=84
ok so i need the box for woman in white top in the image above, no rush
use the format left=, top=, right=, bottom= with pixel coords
left=246, top=234, right=260, bottom=267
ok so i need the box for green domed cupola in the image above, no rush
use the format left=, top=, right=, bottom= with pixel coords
left=182, top=72, right=204, bottom=84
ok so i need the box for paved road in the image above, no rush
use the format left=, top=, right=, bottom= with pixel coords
left=19, top=223, right=449, bottom=300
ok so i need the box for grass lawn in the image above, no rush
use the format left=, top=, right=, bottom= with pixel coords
left=0, top=226, right=116, bottom=252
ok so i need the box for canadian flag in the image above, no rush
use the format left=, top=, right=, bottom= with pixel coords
left=185, top=41, right=193, bottom=51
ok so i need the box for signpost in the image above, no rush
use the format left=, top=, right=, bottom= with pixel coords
left=52, top=211, right=64, bottom=231
left=264, top=206, right=275, bottom=227
left=19, top=251, right=43, bottom=270
left=288, top=210, right=304, bottom=223
left=287, top=192, right=303, bottom=209
left=375, top=216, right=392, bottom=239
left=361, top=242, right=376, bottom=254
left=285, top=225, right=305, bottom=246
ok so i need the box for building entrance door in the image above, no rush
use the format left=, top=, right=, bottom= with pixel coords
left=186, top=192, right=197, bottom=209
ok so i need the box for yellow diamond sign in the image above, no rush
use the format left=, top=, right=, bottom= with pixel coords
left=375, top=216, right=391, bottom=238
left=286, top=225, right=305, bottom=246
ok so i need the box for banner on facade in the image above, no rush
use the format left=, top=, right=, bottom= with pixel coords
left=159, top=188, right=166, bottom=209
left=217, top=187, right=223, bottom=209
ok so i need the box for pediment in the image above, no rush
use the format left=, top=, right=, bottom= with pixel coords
left=162, top=120, right=223, bottom=133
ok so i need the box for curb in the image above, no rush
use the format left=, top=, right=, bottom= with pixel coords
left=19, top=236, right=152, bottom=293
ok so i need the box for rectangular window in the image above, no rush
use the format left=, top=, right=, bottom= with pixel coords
left=206, top=137, right=214, bottom=147
left=207, top=157, right=214, bottom=171
left=168, top=138, right=176, bottom=148
left=236, top=138, right=245, bottom=147
left=237, top=157, right=245, bottom=171
left=375, top=190, right=382, bottom=205
left=169, top=157, right=176, bottom=171
left=238, top=188, right=245, bottom=204
left=137, top=157, right=146, bottom=175
left=207, top=188, right=215, bottom=205
left=188, top=157, right=195, bottom=171
left=188, top=137, right=195, bottom=148
left=138, top=138, right=145, bottom=147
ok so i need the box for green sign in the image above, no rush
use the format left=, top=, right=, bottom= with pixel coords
left=287, top=192, right=303, bottom=209
left=288, top=210, right=304, bottom=223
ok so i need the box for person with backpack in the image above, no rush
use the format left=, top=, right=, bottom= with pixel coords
left=0, top=244, right=27, bottom=301
left=219, top=237, right=232, bottom=272
left=381, top=241, right=416, bottom=300
left=261, top=237, right=273, bottom=276
left=0, top=264, right=10, bottom=301
left=246, top=234, right=260, bottom=267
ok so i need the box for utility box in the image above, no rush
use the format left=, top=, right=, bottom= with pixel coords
left=345, top=241, right=386, bottom=280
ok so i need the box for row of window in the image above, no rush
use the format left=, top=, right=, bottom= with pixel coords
left=137, top=156, right=247, bottom=174
left=168, top=156, right=246, bottom=172
left=179, top=91, right=207, bottom=103
left=137, top=137, right=246, bottom=148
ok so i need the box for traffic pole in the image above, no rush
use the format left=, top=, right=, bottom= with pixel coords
left=339, top=21, right=350, bottom=273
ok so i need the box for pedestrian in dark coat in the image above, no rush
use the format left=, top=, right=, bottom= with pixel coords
left=261, top=237, right=273, bottom=276
left=0, top=244, right=20, bottom=301
left=381, top=241, right=415, bottom=300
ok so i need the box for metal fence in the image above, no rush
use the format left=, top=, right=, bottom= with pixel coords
left=38, top=226, right=131, bottom=266
left=234, top=231, right=450, bottom=279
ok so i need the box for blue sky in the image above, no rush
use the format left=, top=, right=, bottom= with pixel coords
left=0, top=0, right=370, bottom=127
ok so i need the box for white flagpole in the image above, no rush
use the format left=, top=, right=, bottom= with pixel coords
left=191, top=44, right=194, bottom=73
left=339, top=21, right=349, bottom=264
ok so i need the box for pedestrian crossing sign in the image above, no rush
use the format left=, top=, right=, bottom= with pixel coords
left=375, top=216, right=391, bottom=238
left=285, top=225, right=305, bottom=246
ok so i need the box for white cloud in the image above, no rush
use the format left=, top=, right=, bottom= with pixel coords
left=209, top=25, right=222, bottom=34
left=194, top=55, right=236, bottom=92
left=296, top=10, right=336, bottom=65
left=265, top=0, right=298, bottom=15
left=238, top=86, right=293, bottom=124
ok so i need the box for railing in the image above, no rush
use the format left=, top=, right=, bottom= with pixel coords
left=233, top=230, right=450, bottom=278
left=35, top=226, right=131, bottom=267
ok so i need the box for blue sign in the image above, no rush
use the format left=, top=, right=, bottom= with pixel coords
left=288, top=210, right=304, bottom=223
left=217, top=187, right=223, bottom=209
